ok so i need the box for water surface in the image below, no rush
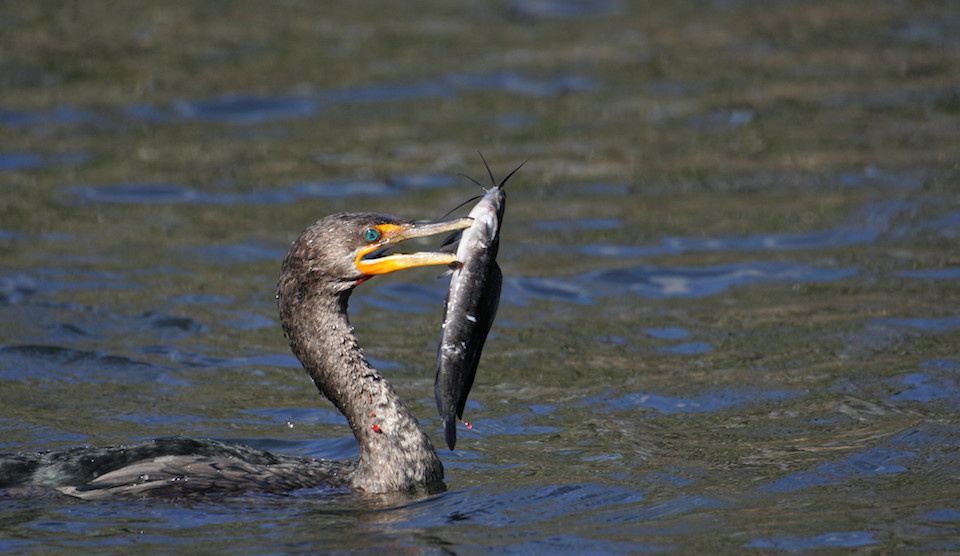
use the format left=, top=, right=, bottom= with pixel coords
left=1, top=1, right=959, bottom=552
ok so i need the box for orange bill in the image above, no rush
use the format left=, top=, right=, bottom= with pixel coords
left=355, top=217, right=473, bottom=276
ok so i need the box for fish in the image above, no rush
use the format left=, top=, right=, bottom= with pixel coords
left=435, top=157, right=524, bottom=450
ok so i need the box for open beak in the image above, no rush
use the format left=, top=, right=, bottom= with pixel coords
left=355, top=217, right=473, bottom=276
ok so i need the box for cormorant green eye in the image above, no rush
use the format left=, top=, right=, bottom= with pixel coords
left=363, top=228, right=381, bottom=243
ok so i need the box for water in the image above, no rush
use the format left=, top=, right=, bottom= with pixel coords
left=2, top=1, right=960, bottom=552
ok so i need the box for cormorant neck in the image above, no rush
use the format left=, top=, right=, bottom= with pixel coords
left=277, top=281, right=443, bottom=493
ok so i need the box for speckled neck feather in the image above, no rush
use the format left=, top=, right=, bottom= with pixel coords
left=276, top=214, right=443, bottom=493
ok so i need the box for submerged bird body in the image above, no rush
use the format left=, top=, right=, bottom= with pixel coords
left=1, top=212, right=473, bottom=498
left=0, top=438, right=352, bottom=499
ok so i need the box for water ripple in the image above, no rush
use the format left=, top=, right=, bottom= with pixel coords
left=580, top=228, right=877, bottom=257
left=509, top=0, right=625, bottom=20
left=899, top=267, right=960, bottom=280
left=0, top=344, right=185, bottom=387
left=5, top=72, right=597, bottom=135
left=0, top=152, right=89, bottom=171
left=587, top=387, right=799, bottom=415
left=761, top=425, right=960, bottom=494
left=584, top=261, right=856, bottom=299
left=171, top=94, right=317, bottom=125
left=748, top=531, right=878, bottom=550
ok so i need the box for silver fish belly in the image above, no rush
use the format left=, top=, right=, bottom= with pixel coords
left=435, top=185, right=505, bottom=450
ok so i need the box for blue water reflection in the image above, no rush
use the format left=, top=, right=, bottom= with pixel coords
left=580, top=229, right=877, bottom=257
left=762, top=425, right=959, bottom=494
left=171, top=94, right=317, bottom=124
left=0, top=152, right=90, bottom=171
left=588, top=387, right=798, bottom=415
left=2, top=72, right=595, bottom=135
left=749, top=531, right=878, bottom=550
left=0, top=344, right=186, bottom=387
left=510, top=0, right=625, bottom=20
left=585, top=261, right=857, bottom=299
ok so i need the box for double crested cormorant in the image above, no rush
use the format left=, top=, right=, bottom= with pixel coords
left=0, top=213, right=473, bottom=499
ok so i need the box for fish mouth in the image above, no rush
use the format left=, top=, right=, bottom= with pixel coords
left=355, top=217, right=473, bottom=276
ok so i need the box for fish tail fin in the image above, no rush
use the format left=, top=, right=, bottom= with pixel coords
left=443, top=414, right=458, bottom=450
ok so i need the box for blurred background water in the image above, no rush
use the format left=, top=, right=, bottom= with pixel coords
left=1, top=0, right=959, bottom=552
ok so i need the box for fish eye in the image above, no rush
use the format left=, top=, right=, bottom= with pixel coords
left=363, top=228, right=381, bottom=243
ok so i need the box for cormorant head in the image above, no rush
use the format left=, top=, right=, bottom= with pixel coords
left=281, top=213, right=473, bottom=295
